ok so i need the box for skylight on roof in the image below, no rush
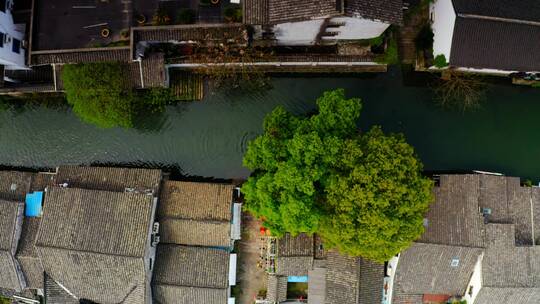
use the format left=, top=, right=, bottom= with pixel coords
left=451, top=258, right=460, bottom=267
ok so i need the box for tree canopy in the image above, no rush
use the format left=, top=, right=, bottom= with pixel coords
left=241, top=89, right=433, bottom=262
left=62, top=62, right=135, bottom=128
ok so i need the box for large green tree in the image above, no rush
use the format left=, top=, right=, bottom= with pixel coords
left=62, top=62, right=135, bottom=128
left=242, top=89, right=433, bottom=262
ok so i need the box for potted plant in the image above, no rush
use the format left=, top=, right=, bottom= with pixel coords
left=136, top=14, right=146, bottom=25
left=101, top=28, right=110, bottom=38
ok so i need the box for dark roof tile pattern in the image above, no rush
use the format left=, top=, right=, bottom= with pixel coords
left=243, top=0, right=268, bottom=24
left=153, top=245, right=229, bottom=289
left=158, top=181, right=233, bottom=222
left=450, top=17, right=540, bottom=72
left=267, top=0, right=338, bottom=24
left=15, top=217, right=44, bottom=289
left=419, top=174, right=485, bottom=247
left=394, top=243, right=482, bottom=295
left=325, top=250, right=384, bottom=304
left=276, top=256, right=313, bottom=276
left=31, top=47, right=131, bottom=65
left=55, top=166, right=162, bottom=194
left=267, top=275, right=287, bottom=303
left=44, top=273, right=78, bottom=304
left=0, top=171, right=33, bottom=202
left=474, top=287, right=540, bottom=304
left=37, top=187, right=153, bottom=257
left=38, top=247, right=146, bottom=304
left=159, top=219, right=230, bottom=247
left=278, top=233, right=313, bottom=257
left=452, top=0, right=540, bottom=23
left=345, top=0, right=403, bottom=24
left=152, top=285, right=227, bottom=304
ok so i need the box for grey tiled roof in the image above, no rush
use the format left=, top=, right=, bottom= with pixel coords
left=393, top=243, right=482, bottom=296
left=31, top=47, right=131, bottom=65
left=36, top=187, right=152, bottom=303
left=325, top=250, right=384, bottom=304
left=44, top=273, right=78, bottom=304
left=0, top=171, right=33, bottom=202
left=267, top=275, right=287, bottom=303
left=37, top=187, right=154, bottom=257
left=278, top=233, right=314, bottom=256
left=159, top=218, right=231, bottom=247
left=267, top=0, right=338, bottom=24
left=419, top=174, right=485, bottom=247
left=474, top=287, right=540, bottom=304
left=452, top=0, right=540, bottom=23
left=158, top=181, right=233, bottom=222
left=345, top=0, right=403, bottom=24
left=276, top=256, right=313, bottom=276
left=0, top=200, right=24, bottom=291
left=0, top=251, right=23, bottom=291
left=153, top=244, right=229, bottom=289
left=243, top=0, right=268, bottom=24
left=55, top=166, right=162, bottom=194
left=449, top=17, right=540, bottom=72
left=153, top=285, right=227, bottom=304
left=37, top=247, right=147, bottom=304
left=15, top=217, right=44, bottom=289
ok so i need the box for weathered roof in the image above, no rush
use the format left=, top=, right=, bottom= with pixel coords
left=141, top=53, right=166, bottom=88
left=474, top=287, right=540, bottom=304
left=44, top=273, right=78, bottom=304
left=483, top=224, right=540, bottom=288
left=267, top=275, right=287, bottom=303
left=35, top=187, right=151, bottom=303
left=37, top=187, right=153, bottom=257
left=244, top=0, right=402, bottom=25
left=0, top=200, right=22, bottom=252
left=158, top=181, right=233, bottom=221
left=325, top=250, right=384, bottom=304
left=153, top=244, right=229, bottom=289
left=345, top=0, right=403, bottom=24
left=55, top=166, right=162, bottom=194
left=449, top=16, right=540, bottom=72
left=276, top=256, right=313, bottom=276
left=31, top=47, right=131, bottom=65
left=15, top=217, right=44, bottom=289
left=0, top=201, right=25, bottom=291
left=452, top=0, right=540, bottom=23
left=393, top=243, right=482, bottom=296
left=278, top=233, right=314, bottom=257
left=153, top=285, right=227, bottom=304
left=159, top=218, right=230, bottom=247
left=0, top=251, right=23, bottom=291
left=419, top=174, right=485, bottom=247
left=0, top=171, right=33, bottom=201
left=269, top=0, right=338, bottom=24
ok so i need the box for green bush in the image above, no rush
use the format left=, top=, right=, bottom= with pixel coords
left=375, top=37, right=399, bottom=65
left=0, top=296, right=10, bottom=304
left=415, top=24, right=434, bottom=50
left=242, top=89, right=433, bottom=262
left=62, top=63, right=169, bottom=128
left=224, top=6, right=242, bottom=22
left=433, top=54, right=448, bottom=68
left=369, top=35, right=384, bottom=48
left=199, top=0, right=211, bottom=6
left=176, top=8, right=196, bottom=24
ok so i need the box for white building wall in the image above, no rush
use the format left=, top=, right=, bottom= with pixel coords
left=463, top=253, right=483, bottom=304
left=0, top=3, right=26, bottom=70
left=323, top=17, right=389, bottom=41
left=273, top=19, right=325, bottom=46
left=430, top=0, right=457, bottom=62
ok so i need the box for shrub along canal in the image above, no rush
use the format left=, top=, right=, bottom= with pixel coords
left=1, top=68, right=540, bottom=181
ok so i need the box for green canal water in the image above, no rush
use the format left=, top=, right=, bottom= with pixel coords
left=1, top=68, right=540, bottom=180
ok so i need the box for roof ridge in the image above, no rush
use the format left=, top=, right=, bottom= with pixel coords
left=35, top=244, right=146, bottom=259
left=458, top=13, right=540, bottom=27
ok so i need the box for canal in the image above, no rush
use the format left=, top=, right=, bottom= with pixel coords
left=1, top=68, right=540, bottom=181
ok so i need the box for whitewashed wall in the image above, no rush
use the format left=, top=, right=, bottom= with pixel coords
left=0, top=6, right=26, bottom=69
left=430, top=0, right=456, bottom=61
left=463, top=253, right=483, bottom=304
left=324, top=17, right=389, bottom=40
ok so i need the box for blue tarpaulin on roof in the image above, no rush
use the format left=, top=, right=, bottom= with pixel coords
left=25, top=191, right=43, bottom=217
left=288, top=276, right=308, bottom=283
